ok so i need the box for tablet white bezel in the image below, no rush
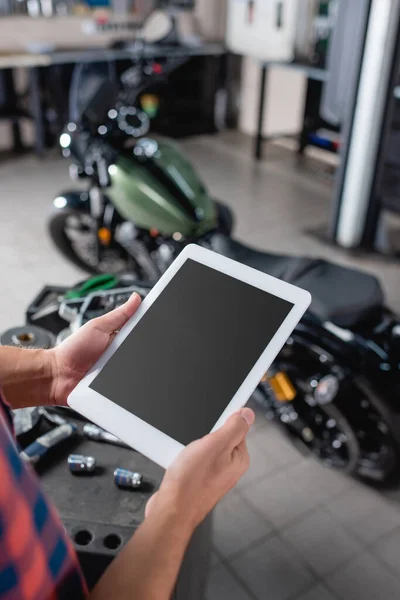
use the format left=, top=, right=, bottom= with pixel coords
left=68, top=244, right=311, bottom=469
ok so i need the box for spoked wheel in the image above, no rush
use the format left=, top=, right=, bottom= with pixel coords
left=48, top=208, right=134, bottom=275
left=291, top=399, right=360, bottom=474
left=342, top=383, right=398, bottom=484
left=257, top=373, right=360, bottom=474
left=256, top=357, right=399, bottom=483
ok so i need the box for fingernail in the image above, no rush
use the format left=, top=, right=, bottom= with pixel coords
left=240, top=408, right=255, bottom=426
left=129, top=292, right=140, bottom=302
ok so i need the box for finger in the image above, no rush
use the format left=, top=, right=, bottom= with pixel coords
left=93, top=293, right=141, bottom=334
left=213, top=408, right=255, bottom=450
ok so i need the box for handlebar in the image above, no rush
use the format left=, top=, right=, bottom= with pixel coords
left=121, top=54, right=189, bottom=106
left=64, top=51, right=190, bottom=179
left=69, top=52, right=189, bottom=127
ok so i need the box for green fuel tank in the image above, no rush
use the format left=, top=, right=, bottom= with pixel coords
left=107, top=138, right=218, bottom=237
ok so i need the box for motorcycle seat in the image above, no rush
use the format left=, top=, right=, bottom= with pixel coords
left=210, top=235, right=384, bottom=329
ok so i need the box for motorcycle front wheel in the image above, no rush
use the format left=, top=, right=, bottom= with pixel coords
left=49, top=201, right=235, bottom=277
left=48, top=207, right=135, bottom=275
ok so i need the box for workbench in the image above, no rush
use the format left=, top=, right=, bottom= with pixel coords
left=0, top=41, right=225, bottom=156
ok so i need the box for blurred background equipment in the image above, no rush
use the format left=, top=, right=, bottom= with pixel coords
left=226, top=0, right=298, bottom=62
left=294, top=0, right=339, bottom=69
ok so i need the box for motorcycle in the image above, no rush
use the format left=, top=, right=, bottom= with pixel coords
left=49, top=25, right=400, bottom=484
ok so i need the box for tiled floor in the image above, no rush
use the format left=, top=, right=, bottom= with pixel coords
left=1, top=133, right=400, bottom=600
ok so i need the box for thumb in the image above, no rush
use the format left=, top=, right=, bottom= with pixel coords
left=93, top=292, right=141, bottom=333
left=213, top=408, right=255, bottom=450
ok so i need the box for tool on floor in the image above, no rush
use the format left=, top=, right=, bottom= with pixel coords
left=0, top=325, right=56, bottom=349
left=73, top=285, right=148, bottom=329
left=20, top=423, right=78, bottom=465
left=58, top=297, right=86, bottom=324
left=68, top=454, right=97, bottom=474
left=83, top=424, right=132, bottom=449
left=114, top=468, right=143, bottom=490
left=39, top=407, right=68, bottom=426
left=64, top=275, right=120, bottom=300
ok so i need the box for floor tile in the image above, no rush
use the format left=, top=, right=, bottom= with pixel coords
left=281, top=507, right=363, bottom=576
left=285, top=460, right=352, bottom=506
left=240, top=469, right=315, bottom=528
left=205, top=563, right=252, bottom=600
left=248, top=423, right=306, bottom=471
left=295, top=583, right=337, bottom=600
left=235, top=436, right=280, bottom=491
left=325, top=484, right=400, bottom=545
left=372, top=527, right=400, bottom=573
left=326, top=551, right=400, bottom=600
left=230, top=534, right=314, bottom=600
left=213, top=490, right=273, bottom=559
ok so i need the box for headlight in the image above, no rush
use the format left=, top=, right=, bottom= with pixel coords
left=60, top=133, right=71, bottom=149
left=392, top=324, right=400, bottom=338
left=53, top=197, right=67, bottom=209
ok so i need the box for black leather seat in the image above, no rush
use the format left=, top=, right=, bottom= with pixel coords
left=210, top=235, right=384, bottom=328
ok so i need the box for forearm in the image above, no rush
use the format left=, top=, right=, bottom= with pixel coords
left=0, top=346, right=54, bottom=409
left=90, top=497, right=194, bottom=600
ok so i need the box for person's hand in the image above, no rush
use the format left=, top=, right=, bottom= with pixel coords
left=146, top=408, right=255, bottom=530
left=49, top=292, right=141, bottom=406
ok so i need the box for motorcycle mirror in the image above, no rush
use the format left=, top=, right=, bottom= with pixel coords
left=139, top=9, right=174, bottom=44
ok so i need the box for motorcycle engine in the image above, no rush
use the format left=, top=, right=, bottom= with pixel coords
left=154, top=241, right=179, bottom=274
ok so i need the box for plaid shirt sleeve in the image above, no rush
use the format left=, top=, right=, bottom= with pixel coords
left=0, top=395, right=88, bottom=600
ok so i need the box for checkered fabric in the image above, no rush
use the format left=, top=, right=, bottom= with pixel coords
left=0, top=396, right=87, bottom=600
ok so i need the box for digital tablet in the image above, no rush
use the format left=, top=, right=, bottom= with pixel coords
left=68, top=244, right=311, bottom=469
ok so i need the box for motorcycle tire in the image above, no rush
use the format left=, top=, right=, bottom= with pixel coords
left=342, top=383, right=400, bottom=486
left=310, top=402, right=361, bottom=475
left=356, top=440, right=399, bottom=487
left=215, top=200, right=235, bottom=236
left=48, top=207, right=132, bottom=275
left=288, top=400, right=360, bottom=475
left=253, top=385, right=361, bottom=476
